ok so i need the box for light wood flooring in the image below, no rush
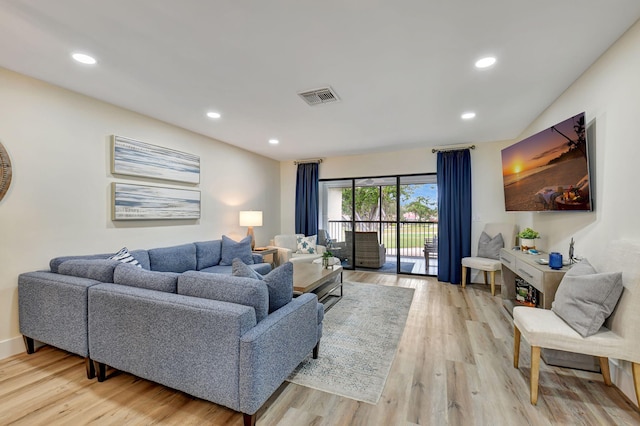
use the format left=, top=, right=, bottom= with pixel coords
left=2, top=271, right=639, bottom=425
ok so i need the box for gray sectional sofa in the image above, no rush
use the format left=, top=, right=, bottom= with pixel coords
left=18, top=239, right=323, bottom=426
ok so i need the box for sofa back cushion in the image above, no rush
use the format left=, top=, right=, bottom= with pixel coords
left=114, top=263, right=179, bottom=293
left=178, top=271, right=269, bottom=322
left=58, top=259, right=120, bottom=283
left=129, top=249, right=151, bottom=270
left=194, top=240, right=222, bottom=270
left=50, top=248, right=151, bottom=272
left=219, top=235, right=254, bottom=266
left=51, top=254, right=111, bottom=273
left=148, top=243, right=197, bottom=273
left=273, top=234, right=301, bottom=252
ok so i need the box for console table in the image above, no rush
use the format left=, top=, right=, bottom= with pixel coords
left=500, top=248, right=569, bottom=313
left=500, top=248, right=599, bottom=371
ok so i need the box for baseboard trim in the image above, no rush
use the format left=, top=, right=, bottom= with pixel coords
left=0, top=335, right=25, bottom=360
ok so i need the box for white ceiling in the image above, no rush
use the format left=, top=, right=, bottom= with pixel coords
left=1, top=1, right=639, bottom=161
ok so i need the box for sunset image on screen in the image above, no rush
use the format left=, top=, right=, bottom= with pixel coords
left=501, top=112, right=591, bottom=212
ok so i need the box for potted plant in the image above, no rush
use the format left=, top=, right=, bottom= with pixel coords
left=322, top=250, right=334, bottom=269
left=518, top=228, right=540, bottom=251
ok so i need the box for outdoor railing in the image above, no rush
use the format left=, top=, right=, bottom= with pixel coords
left=325, top=220, right=438, bottom=258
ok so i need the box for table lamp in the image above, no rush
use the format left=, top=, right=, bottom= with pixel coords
left=239, top=210, right=262, bottom=250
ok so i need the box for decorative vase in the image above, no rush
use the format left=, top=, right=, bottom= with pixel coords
left=322, top=257, right=330, bottom=269
left=520, top=238, right=536, bottom=251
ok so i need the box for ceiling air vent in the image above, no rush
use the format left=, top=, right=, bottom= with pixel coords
left=297, top=87, right=340, bottom=106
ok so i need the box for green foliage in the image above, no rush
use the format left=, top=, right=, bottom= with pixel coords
left=518, top=227, right=540, bottom=239
left=341, top=184, right=435, bottom=222
left=404, top=195, right=437, bottom=221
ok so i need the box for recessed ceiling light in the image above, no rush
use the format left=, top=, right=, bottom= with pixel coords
left=268, top=139, right=279, bottom=145
left=71, top=53, right=97, bottom=65
left=206, top=111, right=221, bottom=119
left=475, top=56, right=496, bottom=69
left=461, top=112, right=476, bottom=120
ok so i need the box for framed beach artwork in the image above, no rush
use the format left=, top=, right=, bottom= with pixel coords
left=111, top=135, right=200, bottom=184
left=112, top=183, right=201, bottom=220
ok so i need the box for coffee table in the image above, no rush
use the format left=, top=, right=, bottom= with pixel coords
left=293, top=263, right=343, bottom=310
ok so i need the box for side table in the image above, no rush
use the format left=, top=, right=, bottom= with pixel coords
left=253, top=247, right=278, bottom=269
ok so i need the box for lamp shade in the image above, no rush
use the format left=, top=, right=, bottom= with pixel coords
left=239, top=211, right=263, bottom=227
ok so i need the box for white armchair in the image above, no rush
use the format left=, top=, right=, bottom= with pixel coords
left=268, top=234, right=325, bottom=265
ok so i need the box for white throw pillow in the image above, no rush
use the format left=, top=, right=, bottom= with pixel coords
left=296, top=235, right=317, bottom=254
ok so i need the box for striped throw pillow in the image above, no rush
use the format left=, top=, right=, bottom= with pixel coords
left=109, top=247, right=142, bottom=268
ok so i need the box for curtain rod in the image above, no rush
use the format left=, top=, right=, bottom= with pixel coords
left=294, top=158, right=324, bottom=165
left=431, top=144, right=475, bottom=153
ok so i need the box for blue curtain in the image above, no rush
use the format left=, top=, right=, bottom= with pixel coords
left=437, top=149, right=472, bottom=284
left=295, top=163, right=319, bottom=236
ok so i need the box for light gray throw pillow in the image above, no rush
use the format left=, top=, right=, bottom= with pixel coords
left=477, top=231, right=503, bottom=259
left=551, top=259, right=623, bottom=337
left=232, top=258, right=263, bottom=280
left=232, top=259, right=293, bottom=313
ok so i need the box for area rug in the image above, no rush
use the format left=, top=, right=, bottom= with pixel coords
left=287, top=282, right=414, bottom=404
left=378, top=261, right=415, bottom=273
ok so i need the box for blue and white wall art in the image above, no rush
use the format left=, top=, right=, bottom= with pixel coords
left=112, top=135, right=200, bottom=184
left=112, top=183, right=201, bottom=220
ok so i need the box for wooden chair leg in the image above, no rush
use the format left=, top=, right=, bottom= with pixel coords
left=530, top=346, right=541, bottom=405
left=633, top=362, right=640, bottom=410
left=513, top=326, right=521, bottom=368
left=483, top=270, right=488, bottom=284
left=461, top=265, right=467, bottom=288
left=489, top=271, right=496, bottom=296
left=313, top=342, right=320, bottom=359
left=599, top=357, right=612, bottom=386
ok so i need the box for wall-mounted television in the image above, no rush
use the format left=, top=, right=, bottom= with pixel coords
left=501, top=112, right=592, bottom=212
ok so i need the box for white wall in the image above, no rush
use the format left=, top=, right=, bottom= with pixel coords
left=509, top=19, right=640, bottom=403
left=0, top=67, right=280, bottom=358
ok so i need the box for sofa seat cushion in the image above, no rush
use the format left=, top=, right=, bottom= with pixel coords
left=178, top=271, right=269, bottom=322
left=219, top=235, right=254, bottom=266
left=114, top=263, right=179, bottom=293
left=200, top=262, right=271, bottom=275
left=195, top=240, right=222, bottom=270
left=148, top=243, right=197, bottom=273
left=58, top=259, right=120, bottom=283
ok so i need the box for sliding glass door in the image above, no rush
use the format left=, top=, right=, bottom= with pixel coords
left=319, top=173, right=437, bottom=276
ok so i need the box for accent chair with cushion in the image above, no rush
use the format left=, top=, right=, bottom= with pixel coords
left=513, top=240, right=640, bottom=408
left=345, top=231, right=386, bottom=269
left=461, top=223, right=516, bottom=296
left=268, top=234, right=326, bottom=265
